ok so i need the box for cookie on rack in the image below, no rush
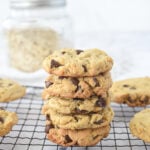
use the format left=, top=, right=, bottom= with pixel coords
left=42, top=72, right=112, bottom=99
left=42, top=94, right=110, bottom=115
left=45, top=124, right=110, bottom=147
left=43, top=48, right=113, bottom=77
left=0, top=107, right=18, bottom=136
left=129, top=108, right=150, bottom=143
left=43, top=107, right=114, bottom=130
left=110, top=77, right=150, bottom=107
left=0, top=78, right=26, bottom=102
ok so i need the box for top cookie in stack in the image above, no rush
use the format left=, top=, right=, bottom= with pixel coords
left=43, top=48, right=113, bottom=77
left=42, top=48, right=114, bottom=147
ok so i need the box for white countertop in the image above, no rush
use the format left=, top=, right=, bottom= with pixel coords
left=0, top=31, right=150, bottom=86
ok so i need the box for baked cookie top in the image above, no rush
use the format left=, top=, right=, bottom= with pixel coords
left=43, top=48, right=113, bottom=77
left=129, top=108, right=150, bottom=142
left=110, top=77, right=150, bottom=107
left=42, top=94, right=110, bottom=115
left=43, top=107, right=114, bottom=130
left=0, top=78, right=26, bottom=102
left=0, top=107, right=18, bottom=136
left=42, top=72, right=112, bottom=99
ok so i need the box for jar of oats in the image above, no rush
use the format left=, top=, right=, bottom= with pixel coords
left=3, top=0, right=73, bottom=73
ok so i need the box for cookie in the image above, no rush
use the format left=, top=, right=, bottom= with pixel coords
left=45, top=125, right=110, bottom=147
left=129, top=108, right=150, bottom=143
left=43, top=107, right=114, bottom=130
left=43, top=48, right=113, bottom=77
left=110, top=77, right=150, bottom=107
left=42, top=72, right=112, bottom=99
left=42, top=94, right=110, bottom=115
left=0, top=107, right=18, bottom=136
left=0, top=78, right=26, bottom=102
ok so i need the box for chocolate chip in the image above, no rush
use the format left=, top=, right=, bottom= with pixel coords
left=73, top=98, right=84, bottom=101
left=58, top=76, right=67, bottom=80
left=123, top=84, right=129, bottom=87
left=95, top=97, right=106, bottom=107
left=51, top=59, right=62, bottom=68
left=62, top=51, right=66, bottom=54
left=46, top=114, right=50, bottom=121
left=45, top=124, right=54, bottom=133
left=71, top=78, right=79, bottom=86
left=65, top=135, right=72, bottom=143
left=45, top=81, right=53, bottom=88
left=8, top=83, right=13, bottom=86
left=0, top=107, right=4, bottom=110
left=93, top=135, right=99, bottom=140
left=75, top=108, right=88, bottom=114
left=74, top=116, right=78, bottom=121
left=82, top=65, right=87, bottom=72
left=128, top=96, right=134, bottom=103
left=130, top=86, right=136, bottom=90
left=76, top=50, right=83, bottom=55
left=0, top=117, right=4, bottom=123
left=94, top=120, right=103, bottom=124
left=93, top=78, right=100, bottom=87
left=143, top=96, right=149, bottom=104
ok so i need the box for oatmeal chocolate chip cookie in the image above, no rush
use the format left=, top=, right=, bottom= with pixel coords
left=43, top=107, right=114, bottom=130
left=0, top=79, right=26, bottom=102
left=42, top=72, right=112, bottom=99
left=110, top=77, right=150, bottom=107
left=0, top=107, right=18, bottom=136
left=129, top=108, right=150, bottom=143
left=42, top=95, right=110, bottom=115
left=43, top=48, right=113, bottom=77
left=46, top=125, right=110, bottom=147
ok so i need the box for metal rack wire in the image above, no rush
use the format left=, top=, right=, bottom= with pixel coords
left=0, top=86, right=150, bottom=150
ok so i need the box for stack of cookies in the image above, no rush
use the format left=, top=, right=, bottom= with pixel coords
left=42, top=48, right=114, bottom=147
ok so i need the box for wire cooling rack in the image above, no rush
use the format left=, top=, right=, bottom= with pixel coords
left=0, top=86, right=150, bottom=150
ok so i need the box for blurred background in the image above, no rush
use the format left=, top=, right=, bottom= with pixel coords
left=0, top=0, right=150, bottom=85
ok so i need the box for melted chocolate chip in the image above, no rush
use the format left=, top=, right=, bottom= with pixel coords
left=0, top=117, right=4, bottom=123
left=93, top=78, right=100, bottom=87
left=82, top=65, right=87, bottom=72
left=95, top=97, right=106, bottom=107
left=45, top=81, right=53, bottom=88
left=76, top=50, right=83, bottom=55
left=45, top=124, right=54, bottom=133
left=128, top=96, right=134, bottom=103
left=130, top=86, right=136, bottom=90
left=8, top=83, right=13, bottom=86
left=62, top=51, right=66, bottom=54
left=75, top=85, right=82, bottom=93
left=93, top=135, right=99, bottom=140
left=0, top=107, right=4, bottom=110
left=123, top=84, right=129, bottom=87
left=73, top=98, right=84, bottom=101
left=75, top=108, right=88, bottom=114
left=143, top=96, right=149, bottom=104
left=71, top=78, right=79, bottom=86
left=65, top=135, right=72, bottom=143
left=74, top=116, right=78, bottom=121
left=94, top=120, right=103, bottom=124
left=46, top=114, right=50, bottom=121
left=51, top=59, right=61, bottom=68
left=59, top=76, right=67, bottom=80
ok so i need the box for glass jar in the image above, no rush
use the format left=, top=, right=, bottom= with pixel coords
left=2, top=0, right=73, bottom=85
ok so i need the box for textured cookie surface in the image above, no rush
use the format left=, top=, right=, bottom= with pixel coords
left=0, top=108, right=18, bottom=136
left=42, top=94, right=110, bottom=115
left=45, top=125, right=110, bottom=146
left=43, top=107, right=114, bottom=129
left=129, top=108, right=150, bottom=142
left=42, top=72, right=112, bottom=99
left=43, top=48, right=113, bottom=77
left=0, top=79, right=26, bottom=102
left=110, top=77, right=150, bottom=107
